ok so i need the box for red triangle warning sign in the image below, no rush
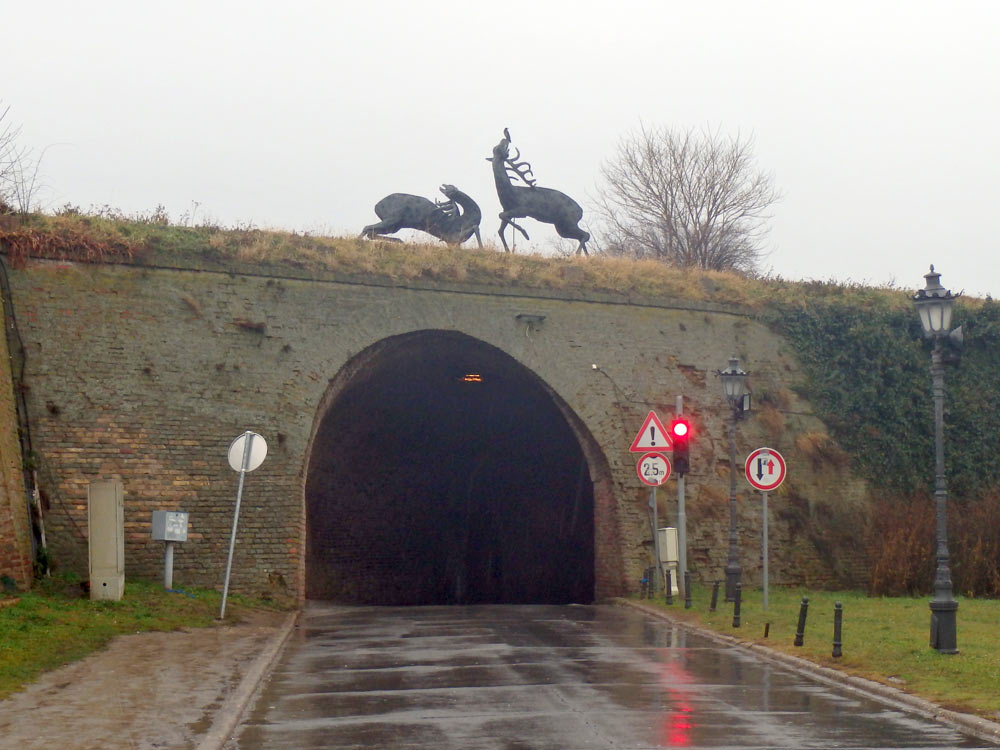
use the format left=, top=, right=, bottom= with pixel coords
left=630, top=411, right=673, bottom=453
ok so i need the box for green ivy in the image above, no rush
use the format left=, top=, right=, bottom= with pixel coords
left=771, top=297, right=1000, bottom=502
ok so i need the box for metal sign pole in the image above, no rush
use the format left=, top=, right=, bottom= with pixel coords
left=220, top=432, right=254, bottom=619
left=762, top=490, right=769, bottom=611
left=164, top=541, right=175, bottom=590
left=650, top=486, right=660, bottom=594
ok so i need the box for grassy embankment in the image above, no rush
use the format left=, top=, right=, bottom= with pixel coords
left=0, top=209, right=927, bottom=314
left=0, top=575, right=285, bottom=700
left=637, top=585, right=1000, bottom=721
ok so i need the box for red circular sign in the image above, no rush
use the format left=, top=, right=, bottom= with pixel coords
left=637, top=452, right=671, bottom=486
left=744, top=447, right=787, bottom=491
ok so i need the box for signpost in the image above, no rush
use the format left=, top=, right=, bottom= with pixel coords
left=745, top=447, right=787, bottom=611
left=674, top=395, right=687, bottom=598
left=632, top=412, right=674, bottom=594
left=220, top=431, right=267, bottom=619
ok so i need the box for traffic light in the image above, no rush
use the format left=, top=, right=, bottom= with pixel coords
left=670, top=416, right=691, bottom=476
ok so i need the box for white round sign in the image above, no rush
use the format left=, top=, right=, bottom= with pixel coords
left=744, top=447, right=786, bottom=491
left=228, top=431, right=267, bottom=472
left=636, top=452, right=672, bottom=486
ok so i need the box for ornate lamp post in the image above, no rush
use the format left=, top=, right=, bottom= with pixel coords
left=717, top=357, right=748, bottom=602
left=913, top=265, right=961, bottom=654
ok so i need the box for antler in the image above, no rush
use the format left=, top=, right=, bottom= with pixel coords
left=434, top=198, right=459, bottom=217
left=504, top=147, right=537, bottom=187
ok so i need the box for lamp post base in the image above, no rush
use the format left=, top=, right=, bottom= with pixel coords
left=929, top=599, right=958, bottom=654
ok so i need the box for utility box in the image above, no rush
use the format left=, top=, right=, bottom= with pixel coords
left=657, top=527, right=680, bottom=598
left=152, top=511, right=188, bottom=542
left=88, top=480, right=125, bottom=601
left=657, top=527, right=679, bottom=564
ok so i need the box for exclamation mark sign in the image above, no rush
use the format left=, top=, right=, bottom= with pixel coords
left=649, top=426, right=656, bottom=446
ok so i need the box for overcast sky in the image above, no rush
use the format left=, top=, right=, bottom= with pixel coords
left=5, top=1, right=998, bottom=296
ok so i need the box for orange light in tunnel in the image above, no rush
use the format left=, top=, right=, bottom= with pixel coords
left=460, top=373, right=484, bottom=383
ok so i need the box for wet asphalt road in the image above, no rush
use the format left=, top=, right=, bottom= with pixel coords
left=230, top=603, right=990, bottom=749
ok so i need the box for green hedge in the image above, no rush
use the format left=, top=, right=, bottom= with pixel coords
left=773, top=297, right=1000, bottom=502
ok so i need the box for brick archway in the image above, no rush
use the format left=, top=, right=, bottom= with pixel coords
left=303, top=330, right=615, bottom=604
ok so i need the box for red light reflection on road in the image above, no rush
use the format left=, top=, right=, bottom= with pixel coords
left=658, top=654, right=695, bottom=747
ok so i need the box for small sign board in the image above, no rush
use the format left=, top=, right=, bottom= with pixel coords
left=630, top=411, right=673, bottom=453
left=152, top=510, right=189, bottom=542
left=637, top=452, right=672, bottom=486
left=745, top=447, right=787, bottom=491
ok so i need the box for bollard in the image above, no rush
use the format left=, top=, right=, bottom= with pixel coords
left=684, top=571, right=692, bottom=609
left=666, top=570, right=674, bottom=604
left=710, top=580, right=720, bottom=612
left=732, top=582, right=742, bottom=628
left=832, top=601, right=843, bottom=658
left=794, top=596, right=810, bottom=646
left=764, top=622, right=770, bottom=638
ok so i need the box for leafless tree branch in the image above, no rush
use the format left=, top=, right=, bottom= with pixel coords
left=0, top=103, right=44, bottom=213
left=594, top=124, right=779, bottom=274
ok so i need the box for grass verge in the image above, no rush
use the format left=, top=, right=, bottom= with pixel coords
left=634, top=586, right=1000, bottom=721
left=0, top=575, right=289, bottom=700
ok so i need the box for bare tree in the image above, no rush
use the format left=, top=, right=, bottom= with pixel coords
left=595, top=125, right=779, bottom=274
left=0, top=103, right=43, bottom=213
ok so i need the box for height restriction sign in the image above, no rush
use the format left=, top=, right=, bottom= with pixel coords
left=636, top=452, right=671, bottom=486
left=744, top=447, right=787, bottom=491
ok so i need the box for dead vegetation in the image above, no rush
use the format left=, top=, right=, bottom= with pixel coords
left=0, top=210, right=941, bottom=316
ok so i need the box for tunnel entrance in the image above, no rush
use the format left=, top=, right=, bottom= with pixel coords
left=305, top=331, right=595, bottom=605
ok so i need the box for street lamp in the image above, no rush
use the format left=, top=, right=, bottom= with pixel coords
left=913, top=265, right=961, bottom=654
left=717, top=356, right=748, bottom=602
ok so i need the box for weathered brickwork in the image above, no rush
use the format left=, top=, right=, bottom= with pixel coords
left=0, top=286, right=32, bottom=590
left=0, top=258, right=871, bottom=600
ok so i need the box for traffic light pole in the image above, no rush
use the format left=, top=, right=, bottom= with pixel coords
left=676, top=395, right=687, bottom=597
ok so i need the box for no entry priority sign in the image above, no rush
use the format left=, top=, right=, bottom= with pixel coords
left=744, top=447, right=786, bottom=491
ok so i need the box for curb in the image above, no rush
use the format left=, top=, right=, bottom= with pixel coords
left=618, top=599, right=1000, bottom=747
left=196, top=610, right=300, bottom=750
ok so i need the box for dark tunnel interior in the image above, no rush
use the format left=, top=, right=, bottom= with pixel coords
left=305, top=331, right=595, bottom=605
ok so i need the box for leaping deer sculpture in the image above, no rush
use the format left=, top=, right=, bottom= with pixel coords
left=487, top=131, right=589, bottom=255
left=360, top=184, right=483, bottom=247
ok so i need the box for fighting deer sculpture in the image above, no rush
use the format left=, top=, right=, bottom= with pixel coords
left=360, top=184, right=483, bottom=247
left=487, top=132, right=589, bottom=255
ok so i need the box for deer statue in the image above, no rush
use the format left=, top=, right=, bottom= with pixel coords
left=487, top=130, right=590, bottom=255
left=360, top=184, right=483, bottom=247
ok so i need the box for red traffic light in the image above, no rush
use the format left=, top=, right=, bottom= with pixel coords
left=669, top=417, right=691, bottom=441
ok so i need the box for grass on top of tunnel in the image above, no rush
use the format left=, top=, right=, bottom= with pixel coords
left=633, top=586, right=1000, bottom=721
left=0, top=575, right=288, bottom=700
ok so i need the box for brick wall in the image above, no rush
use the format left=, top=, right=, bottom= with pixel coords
left=0, top=283, right=32, bottom=590
left=0, top=257, right=871, bottom=600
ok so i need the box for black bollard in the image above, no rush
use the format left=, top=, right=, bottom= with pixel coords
left=732, top=582, right=742, bottom=628
left=684, top=571, right=692, bottom=609
left=832, top=601, right=843, bottom=658
left=794, top=596, right=810, bottom=646
left=665, top=570, right=674, bottom=604
left=764, top=622, right=770, bottom=638
left=710, top=580, right=720, bottom=612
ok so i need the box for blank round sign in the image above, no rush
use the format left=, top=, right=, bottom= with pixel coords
left=228, top=432, right=267, bottom=472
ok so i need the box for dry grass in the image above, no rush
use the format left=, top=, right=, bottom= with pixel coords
left=0, top=210, right=962, bottom=314
left=795, top=431, right=850, bottom=470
